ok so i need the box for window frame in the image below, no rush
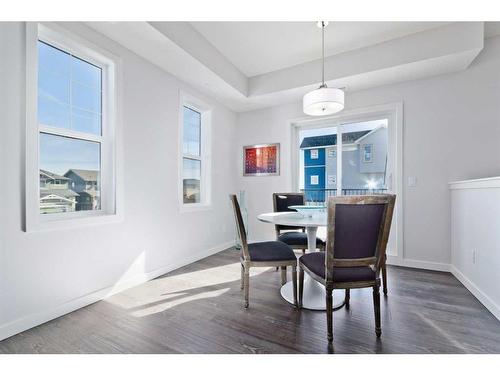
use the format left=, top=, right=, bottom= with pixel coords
left=25, top=23, right=123, bottom=232
left=178, top=91, right=212, bottom=213
left=290, top=102, right=403, bottom=263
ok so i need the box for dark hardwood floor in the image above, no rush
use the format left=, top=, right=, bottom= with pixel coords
left=1, top=248, right=500, bottom=354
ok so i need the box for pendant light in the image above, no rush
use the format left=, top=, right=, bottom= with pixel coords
left=303, top=21, right=345, bottom=116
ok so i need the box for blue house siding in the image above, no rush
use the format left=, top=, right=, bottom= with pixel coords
left=304, top=166, right=325, bottom=202
left=304, top=148, right=326, bottom=201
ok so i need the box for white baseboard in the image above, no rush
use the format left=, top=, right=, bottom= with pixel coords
left=450, top=265, right=500, bottom=321
left=250, top=238, right=452, bottom=273
left=0, top=241, right=234, bottom=342
left=387, top=255, right=451, bottom=272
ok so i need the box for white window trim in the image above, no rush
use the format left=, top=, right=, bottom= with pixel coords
left=25, top=22, right=123, bottom=232
left=178, top=91, right=212, bottom=213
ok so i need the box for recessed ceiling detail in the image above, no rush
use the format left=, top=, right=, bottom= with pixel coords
left=189, top=21, right=450, bottom=77
left=86, top=21, right=487, bottom=112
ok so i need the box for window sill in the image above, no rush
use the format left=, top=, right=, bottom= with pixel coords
left=25, top=211, right=123, bottom=233
left=179, top=203, right=212, bottom=214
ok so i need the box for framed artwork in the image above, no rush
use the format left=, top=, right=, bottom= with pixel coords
left=243, top=143, right=280, bottom=176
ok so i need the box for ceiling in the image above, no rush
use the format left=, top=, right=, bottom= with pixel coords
left=86, top=22, right=497, bottom=112
left=190, top=22, right=450, bottom=77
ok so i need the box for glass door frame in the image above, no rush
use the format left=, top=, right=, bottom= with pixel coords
left=289, top=102, right=403, bottom=261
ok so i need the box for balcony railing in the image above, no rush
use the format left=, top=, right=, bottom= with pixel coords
left=301, top=188, right=388, bottom=203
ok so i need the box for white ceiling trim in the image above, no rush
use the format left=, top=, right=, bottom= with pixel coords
left=148, top=22, right=248, bottom=96
left=190, top=22, right=451, bottom=77
left=249, top=22, right=484, bottom=96
left=86, top=22, right=484, bottom=113
left=85, top=22, right=249, bottom=108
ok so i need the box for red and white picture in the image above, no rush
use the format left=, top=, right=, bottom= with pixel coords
left=243, top=143, right=280, bottom=176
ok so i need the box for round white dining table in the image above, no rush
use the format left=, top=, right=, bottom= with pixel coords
left=257, top=211, right=346, bottom=311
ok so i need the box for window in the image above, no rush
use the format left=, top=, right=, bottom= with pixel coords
left=182, top=106, right=202, bottom=204
left=327, top=149, right=336, bottom=158
left=362, top=144, right=374, bottom=163
left=26, top=23, right=120, bottom=230
left=38, top=40, right=102, bottom=215
left=293, top=105, right=401, bottom=258
left=296, top=119, right=389, bottom=202
left=179, top=94, right=211, bottom=210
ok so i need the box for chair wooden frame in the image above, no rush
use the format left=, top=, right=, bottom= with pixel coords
left=272, top=192, right=325, bottom=254
left=298, top=194, right=396, bottom=342
left=231, top=194, right=298, bottom=308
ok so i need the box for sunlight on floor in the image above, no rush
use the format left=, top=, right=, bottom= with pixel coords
left=106, top=261, right=269, bottom=316
left=131, top=287, right=232, bottom=317
left=418, top=313, right=467, bottom=352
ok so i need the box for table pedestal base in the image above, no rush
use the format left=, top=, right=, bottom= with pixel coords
left=280, top=275, right=346, bottom=311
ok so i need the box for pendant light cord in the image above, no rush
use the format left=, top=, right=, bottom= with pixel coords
left=321, top=21, right=326, bottom=88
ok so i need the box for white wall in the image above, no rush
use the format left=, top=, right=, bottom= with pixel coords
left=3, top=23, right=500, bottom=341
left=236, top=35, right=500, bottom=269
left=450, top=178, right=500, bottom=320
left=0, top=22, right=237, bottom=340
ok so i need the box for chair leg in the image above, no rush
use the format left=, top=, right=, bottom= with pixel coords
left=326, top=286, right=333, bottom=342
left=345, top=289, right=350, bottom=310
left=298, top=267, right=304, bottom=308
left=280, top=266, right=287, bottom=286
left=302, top=249, right=306, bottom=255
left=373, top=285, right=381, bottom=337
left=382, top=257, right=388, bottom=295
left=244, top=266, right=250, bottom=308
left=292, top=265, right=298, bottom=308
left=240, top=263, right=244, bottom=290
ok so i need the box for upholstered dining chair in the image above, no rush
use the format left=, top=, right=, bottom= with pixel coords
left=230, top=194, right=298, bottom=308
left=298, top=194, right=396, bottom=342
left=273, top=193, right=325, bottom=254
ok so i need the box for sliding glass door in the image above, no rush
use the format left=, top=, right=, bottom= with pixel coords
left=298, top=118, right=389, bottom=201
left=295, top=113, right=398, bottom=257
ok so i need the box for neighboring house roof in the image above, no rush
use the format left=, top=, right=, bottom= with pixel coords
left=299, top=130, right=371, bottom=149
left=65, top=169, right=99, bottom=182
left=40, top=194, right=76, bottom=204
left=300, top=134, right=337, bottom=149
left=40, top=189, right=79, bottom=198
left=353, top=125, right=386, bottom=144
left=40, top=169, right=71, bottom=181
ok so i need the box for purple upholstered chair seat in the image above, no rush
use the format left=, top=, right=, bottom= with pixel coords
left=299, top=252, right=376, bottom=282
left=278, top=232, right=325, bottom=247
left=248, top=241, right=297, bottom=262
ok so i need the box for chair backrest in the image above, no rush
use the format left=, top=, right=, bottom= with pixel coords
left=230, top=194, right=250, bottom=261
left=272, top=193, right=306, bottom=232
left=325, top=194, right=396, bottom=282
